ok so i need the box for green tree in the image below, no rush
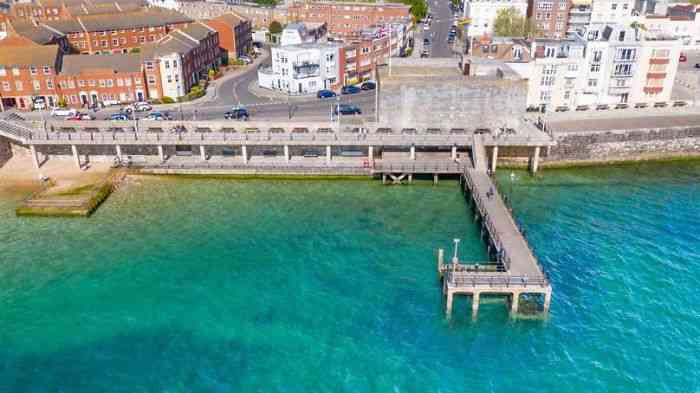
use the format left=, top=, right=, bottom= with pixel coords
left=689, top=0, right=700, bottom=6
left=255, top=0, right=277, bottom=5
left=269, top=20, right=283, bottom=35
left=493, top=7, right=538, bottom=38
left=399, top=0, right=427, bottom=20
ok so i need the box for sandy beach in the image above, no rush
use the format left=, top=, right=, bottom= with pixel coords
left=0, top=155, right=112, bottom=198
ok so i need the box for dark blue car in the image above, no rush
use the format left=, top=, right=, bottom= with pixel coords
left=334, top=104, right=362, bottom=115
left=341, top=85, right=361, bottom=95
left=317, top=89, right=337, bottom=99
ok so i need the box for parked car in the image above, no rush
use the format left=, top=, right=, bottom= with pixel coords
left=653, top=102, right=668, bottom=108
left=67, top=112, right=94, bottom=120
left=239, top=55, right=253, bottom=64
left=317, top=89, right=337, bottom=99
left=614, top=103, right=629, bottom=109
left=122, top=102, right=152, bottom=114
left=361, top=81, right=376, bottom=91
left=695, top=63, right=700, bottom=69
left=110, top=113, right=130, bottom=121
left=420, top=50, right=430, bottom=58
left=634, top=102, right=648, bottom=109
left=673, top=100, right=688, bottom=107
left=554, top=106, right=569, bottom=112
left=341, top=85, right=361, bottom=95
left=595, top=104, right=610, bottom=110
left=575, top=105, right=590, bottom=111
left=680, top=53, right=687, bottom=62
left=50, top=107, right=77, bottom=117
left=145, top=111, right=171, bottom=120
left=224, top=107, right=250, bottom=120
left=334, top=104, right=362, bottom=115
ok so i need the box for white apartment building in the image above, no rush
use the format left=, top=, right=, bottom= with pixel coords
left=258, top=43, right=342, bottom=95
left=464, top=0, right=529, bottom=37
left=280, top=22, right=327, bottom=46
left=527, top=24, right=681, bottom=110
left=589, top=0, right=635, bottom=24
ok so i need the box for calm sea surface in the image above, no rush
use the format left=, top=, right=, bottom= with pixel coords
left=1, top=162, right=699, bottom=392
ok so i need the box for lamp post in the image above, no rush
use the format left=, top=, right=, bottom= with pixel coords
left=451, top=238, right=461, bottom=265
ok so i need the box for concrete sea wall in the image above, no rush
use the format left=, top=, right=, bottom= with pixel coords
left=545, top=127, right=700, bottom=165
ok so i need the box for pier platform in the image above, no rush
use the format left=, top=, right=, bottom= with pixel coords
left=438, top=135, right=552, bottom=317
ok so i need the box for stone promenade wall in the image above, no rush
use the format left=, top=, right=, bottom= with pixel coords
left=545, top=126, right=700, bottom=165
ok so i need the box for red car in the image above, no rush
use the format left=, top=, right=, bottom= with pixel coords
left=680, top=53, right=687, bottom=62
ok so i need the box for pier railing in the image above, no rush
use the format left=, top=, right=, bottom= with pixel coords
left=374, top=161, right=465, bottom=174
left=142, top=162, right=372, bottom=175
left=445, top=271, right=549, bottom=288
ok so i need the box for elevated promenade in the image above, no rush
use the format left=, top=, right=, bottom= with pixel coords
left=438, top=135, right=551, bottom=317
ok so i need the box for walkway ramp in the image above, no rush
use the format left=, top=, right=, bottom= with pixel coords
left=471, top=134, right=487, bottom=171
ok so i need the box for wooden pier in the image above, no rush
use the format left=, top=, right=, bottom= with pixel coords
left=438, top=135, right=552, bottom=318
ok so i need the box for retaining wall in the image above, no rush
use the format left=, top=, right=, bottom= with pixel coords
left=0, top=137, right=12, bottom=167
left=546, top=127, right=700, bottom=164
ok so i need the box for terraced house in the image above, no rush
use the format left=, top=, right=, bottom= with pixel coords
left=0, top=21, right=221, bottom=110
left=6, top=8, right=194, bottom=54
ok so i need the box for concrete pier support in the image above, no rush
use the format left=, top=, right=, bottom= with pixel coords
left=284, top=145, right=290, bottom=161
left=326, top=145, right=332, bottom=162
left=433, top=173, right=439, bottom=185
left=158, top=145, right=164, bottom=162
left=382, top=173, right=387, bottom=185
left=30, top=145, right=40, bottom=170
left=115, top=145, right=122, bottom=161
left=410, top=145, right=416, bottom=160
left=368, top=145, right=374, bottom=161
left=451, top=145, right=457, bottom=160
left=200, top=145, right=206, bottom=161
left=472, top=292, right=480, bottom=317
left=408, top=174, right=413, bottom=183
left=529, top=146, right=540, bottom=174
left=242, top=145, right=248, bottom=164
left=71, top=145, right=80, bottom=169
left=511, top=292, right=520, bottom=314
left=544, top=290, right=552, bottom=313
left=446, top=290, right=453, bottom=316
left=490, top=146, right=498, bottom=173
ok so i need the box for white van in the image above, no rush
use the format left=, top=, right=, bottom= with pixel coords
left=50, top=107, right=77, bottom=117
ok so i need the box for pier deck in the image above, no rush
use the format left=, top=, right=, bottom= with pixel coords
left=439, top=135, right=551, bottom=317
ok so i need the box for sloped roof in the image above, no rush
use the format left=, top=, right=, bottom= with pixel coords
left=61, top=53, right=142, bottom=74
left=210, top=12, right=247, bottom=26
left=10, top=21, right=65, bottom=45
left=141, top=22, right=214, bottom=58
left=0, top=45, right=59, bottom=68
left=44, top=9, right=192, bottom=34
left=177, top=21, right=215, bottom=41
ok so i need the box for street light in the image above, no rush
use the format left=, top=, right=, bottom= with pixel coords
left=451, top=238, right=461, bottom=264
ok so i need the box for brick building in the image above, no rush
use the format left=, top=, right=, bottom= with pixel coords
left=141, top=22, right=221, bottom=99
left=528, top=0, right=571, bottom=39
left=0, top=22, right=221, bottom=110
left=13, top=8, right=194, bottom=54
left=287, top=1, right=411, bottom=38
left=205, top=12, right=252, bottom=60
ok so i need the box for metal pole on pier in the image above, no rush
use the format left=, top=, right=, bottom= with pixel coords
left=452, top=238, right=460, bottom=264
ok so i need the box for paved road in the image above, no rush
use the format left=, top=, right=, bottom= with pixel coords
left=424, top=0, right=458, bottom=58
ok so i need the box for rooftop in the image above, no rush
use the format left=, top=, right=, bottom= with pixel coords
left=61, top=53, right=142, bottom=74
left=0, top=44, right=59, bottom=68
left=43, top=9, right=193, bottom=33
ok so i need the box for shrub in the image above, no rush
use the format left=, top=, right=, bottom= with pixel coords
left=208, top=68, right=216, bottom=79
left=57, top=96, right=67, bottom=108
left=161, top=96, right=175, bottom=104
left=150, top=98, right=162, bottom=105
left=130, top=47, right=140, bottom=54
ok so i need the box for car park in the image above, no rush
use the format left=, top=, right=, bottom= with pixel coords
left=334, top=104, right=362, bottom=115
left=317, top=89, right=337, bottom=99
left=360, top=81, right=376, bottom=90
left=341, top=85, right=361, bottom=95
left=225, top=107, right=250, bottom=120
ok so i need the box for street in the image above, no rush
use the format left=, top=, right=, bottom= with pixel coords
left=424, top=0, right=458, bottom=58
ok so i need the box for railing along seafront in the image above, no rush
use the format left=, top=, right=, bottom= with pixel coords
left=142, top=162, right=371, bottom=175
left=373, top=161, right=465, bottom=173
left=22, top=130, right=480, bottom=146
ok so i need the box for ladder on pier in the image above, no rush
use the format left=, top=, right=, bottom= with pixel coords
left=471, top=134, right=487, bottom=172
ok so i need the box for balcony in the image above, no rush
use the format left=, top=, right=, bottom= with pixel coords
left=608, top=85, right=631, bottom=94
left=292, top=62, right=320, bottom=79
left=647, top=72, right=667, bottom=79
left=612, top=72, right=633, bottom=78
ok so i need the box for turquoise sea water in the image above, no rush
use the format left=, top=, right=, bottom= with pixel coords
left=1, top=163, right=699, bottom=392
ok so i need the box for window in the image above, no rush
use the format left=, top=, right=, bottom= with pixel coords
left=167, top=75, right=172, bottom=83
left=564, top=91, right=571, bottom=99
left=590, top=64, right=600, bottom=72
left=617, top=48, right=636, bottom=60
left=622, top=3, right=628, bottom=9
left=165, top=60, right=170, bottom=69
left=616, top=79, right=627, bottom=87
left=112, top=39, right=118, bottom=46
left=651, top=49, right=669, bottom=58
left=89, top=80, right=96, bottom=87
left=618, top=31, right=625, bottom=41
left=173, top=60, right=178, bottom=68
left=540, top=75, right=555, bottom=86
left=105, top=79, right=113, bottom=87
left=46, top=80, right=54, bottom=89
left=611, top=3, right=618, bottom=10
left=125, top=79, right=132, bottom=87
left=2, top=81, right=9, bottom=91
left=0, top=67, right=5, bottom=76
left=101, top=40, right=108, bottom=47
left=30, top=66, right=37, bottom=75
left=545, top=47, right=556, bottom=57
left=587, top=79, right=597, bottom=87
left=649, top=63, right=668, bottom=72
left=559, top=0, right=567, bottom=9
left=139, top=36, right=146, bottom=43
left=567, top=64, right=578, bottom=71
left=147, top=76, right=156, bottom=85
left=614, top=64, right=632, bottom=75
left=512, top=47, right=523, bottom=60
left=539, top=91, right=551, bottom=102
left=43, top=66, right=50, bottom=75
left=117, top=78, right=124, bottom=87
left=79, top=80, right=86, bottom=87
left=145, top=62, right=154, bottom=70
left=543, top=65, right=557, bottom=75
left=15, top=81, right=23, bottom=91
left=33, top=80, right=41, bottom=91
